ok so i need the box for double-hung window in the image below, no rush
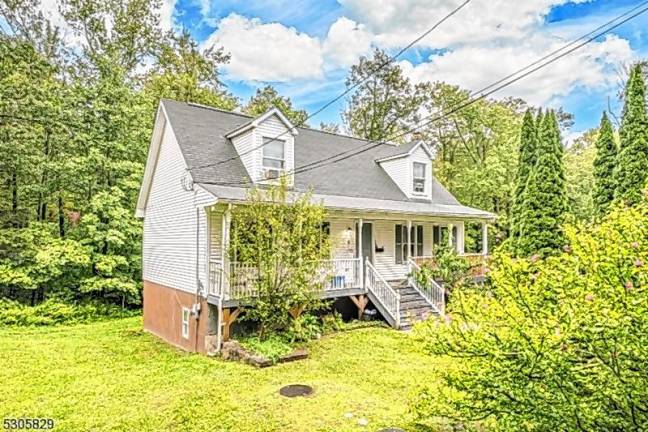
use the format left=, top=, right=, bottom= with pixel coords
left=413, top=162, right=426, bottom=193
left=395, top=224, right=424, bottom=264
left=262, top=137, right=285, bottom=170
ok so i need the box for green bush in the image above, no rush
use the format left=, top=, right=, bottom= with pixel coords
left=414, top=245, right=472, bottom=290
left=413, top=197, right=648, bottom=431
left=239, top=334, right=293, bottom=363
left=0, top=298, right=139, bottom=326
left=285, top=313, right=323, bottom=342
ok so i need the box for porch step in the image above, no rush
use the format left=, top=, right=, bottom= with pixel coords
left=387, top=280, right=440, bottom=331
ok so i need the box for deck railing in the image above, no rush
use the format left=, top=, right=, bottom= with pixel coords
left=208, top=258, right=363, bottom=300
left=365, top=259, right=400, bottom=328
left=407, top=258, right=445, bottom=315
left=320, top=258, right=362, bottom=291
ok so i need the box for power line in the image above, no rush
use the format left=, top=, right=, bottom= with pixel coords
left=188, top=0, right=473, bottom=171
left=202, top=1, right=648, bottom=188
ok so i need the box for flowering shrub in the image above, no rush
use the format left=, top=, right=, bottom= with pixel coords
left=413, top=199, right=648, bottom=431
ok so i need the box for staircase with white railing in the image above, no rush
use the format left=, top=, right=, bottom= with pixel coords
left=407, top=258, right=445, bottom=315
left=364, top=259, right=400, bottom=328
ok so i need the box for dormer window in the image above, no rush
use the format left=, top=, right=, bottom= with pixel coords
left=413, top=162, right=426, bottom=193
left=262, top=137, right=285, bottom=172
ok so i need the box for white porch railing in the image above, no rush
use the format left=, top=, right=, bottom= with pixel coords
left=365, top=259, right=400, bottom=328
left=209, top=258, right=362, bottom=300
left=320, top=258, right=362, bottom=291
left=407, top=258, right=445, bottom=315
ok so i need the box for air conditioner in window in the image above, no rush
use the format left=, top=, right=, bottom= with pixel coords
left=263, top=168, right=282, bottom=180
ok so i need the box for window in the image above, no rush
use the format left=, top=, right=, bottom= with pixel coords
left=410, top=225, right=423, bottom=257
left=395, top=224, right=423, bottom=264
left=181, top=307, right=190, bottom=339
left=413, top=162, right=426, bottom=193
left=395, top=224, right=408, bottom=264
left=262, top=137, right=285, bottom=170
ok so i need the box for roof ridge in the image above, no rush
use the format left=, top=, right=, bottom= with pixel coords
left=163, top=98, right=399, bottom=148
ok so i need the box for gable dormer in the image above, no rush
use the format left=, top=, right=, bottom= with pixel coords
left=375, top=141, right=434, bottom=200
left=226, top=107, right=298, bottom=184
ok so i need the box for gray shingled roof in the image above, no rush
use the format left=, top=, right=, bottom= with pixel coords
left=161, top=100, right=494, bottom=219
left=374, top=140, right=428, bottom=161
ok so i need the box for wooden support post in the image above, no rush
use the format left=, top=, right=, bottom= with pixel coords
left=349, top=294, right=369, bottom=320
left=221, top=306, right=242, bottom=342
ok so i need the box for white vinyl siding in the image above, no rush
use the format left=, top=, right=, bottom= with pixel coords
left=230, top=130, right=257, bottom=181
left=255, top=115, right=294, bottom=184
left=378, top=145, right=432, bottom=199
left=142, top=119, right=210, bottom=294
left=328, top=219, right=356, bottom=259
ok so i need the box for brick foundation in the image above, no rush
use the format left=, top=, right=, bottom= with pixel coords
left=143, top=280, right=216, bottom=354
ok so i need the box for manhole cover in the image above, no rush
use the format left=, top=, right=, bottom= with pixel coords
left=279, top=384, right=313, bottom=397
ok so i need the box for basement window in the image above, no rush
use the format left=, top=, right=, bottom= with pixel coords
left=413, top=162, right=426, bottom=193
left=181, top=307, right=190, bottom=339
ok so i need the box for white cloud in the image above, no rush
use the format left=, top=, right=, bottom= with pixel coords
left=399, top=34, right=634, bottom=106
left=338, top=0, right=591, bottom=49
left=202, top=13, right=324, bottom=82
left=322, top=17, right=373, bottom=67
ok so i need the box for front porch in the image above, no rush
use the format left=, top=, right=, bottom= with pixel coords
left=204, top=205, right=491, bottom=337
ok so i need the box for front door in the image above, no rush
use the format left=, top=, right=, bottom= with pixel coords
left=359, top=222, right=373, bottom=264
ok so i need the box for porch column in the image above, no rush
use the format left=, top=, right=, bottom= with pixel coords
left=456, top=222, right=465, bottom=254
left=406, top=220, right=412, bottom=262
left=482, top=222, right=489, bottom=256
left=447, top=223, right=454, bottom=249
left=222, top=205, right=232, bottom=295
left=357, top=218, right=364, bottom=289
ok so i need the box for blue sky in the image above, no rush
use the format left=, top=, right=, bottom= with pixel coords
left=170, top=0, right=648, bottom=137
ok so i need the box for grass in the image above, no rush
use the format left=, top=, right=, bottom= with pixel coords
left=0, top=317, right=449, bottom=431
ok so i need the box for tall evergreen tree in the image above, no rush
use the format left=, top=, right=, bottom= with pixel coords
left=592, top=112, right=617, bottom=215
left=517, top=111, right=567, bottom=256
left=614, top=64, right=648, bottom=205
left=510, top=110, right=538, bottom=246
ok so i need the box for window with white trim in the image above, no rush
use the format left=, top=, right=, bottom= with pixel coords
left=262, top=137, right=285, bottom=170
left=413, top=162, right=426, bottom=193
left=181, top=307, right=190, bottom=339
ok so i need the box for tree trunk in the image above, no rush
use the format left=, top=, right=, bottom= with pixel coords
left=58, top=192, right=65, bottom=237
left=11, top=169, right=19, bottom=227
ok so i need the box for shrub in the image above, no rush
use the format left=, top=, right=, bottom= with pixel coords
left=229, top=180, right=330, bottom=338
left=285, top=313, right=322, bottom=342
left=413, top=198, right=648, bottom=431
left=238, top=334, right=293, bottom=363
left=0, top=298, right=138, bottom=326
left=414, top=245, right=472, bottom=290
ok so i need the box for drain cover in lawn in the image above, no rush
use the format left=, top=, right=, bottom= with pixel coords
left=279, top=384, right=313, bottom=397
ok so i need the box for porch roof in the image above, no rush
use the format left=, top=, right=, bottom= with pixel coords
left=198, top=184, right=496, bottom=221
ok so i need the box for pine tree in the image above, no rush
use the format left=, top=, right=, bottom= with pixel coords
left=510, top=110, right=538, bottom=247
left=517, top=111, right=567, bottom=256
left=592, top=112, right=617, bottom=215
left=614, top=65, right=648, bottom=205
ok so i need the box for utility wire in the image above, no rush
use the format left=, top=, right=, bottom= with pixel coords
left=188, top=0, right=473, bottom=171
left=201, top=1, right=648, bottom=188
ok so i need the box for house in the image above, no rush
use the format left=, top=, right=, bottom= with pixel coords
left=136, top=99, right=496, bottom=354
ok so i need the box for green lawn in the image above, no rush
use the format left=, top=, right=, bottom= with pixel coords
left=0, top=317, right=448, bottom=431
